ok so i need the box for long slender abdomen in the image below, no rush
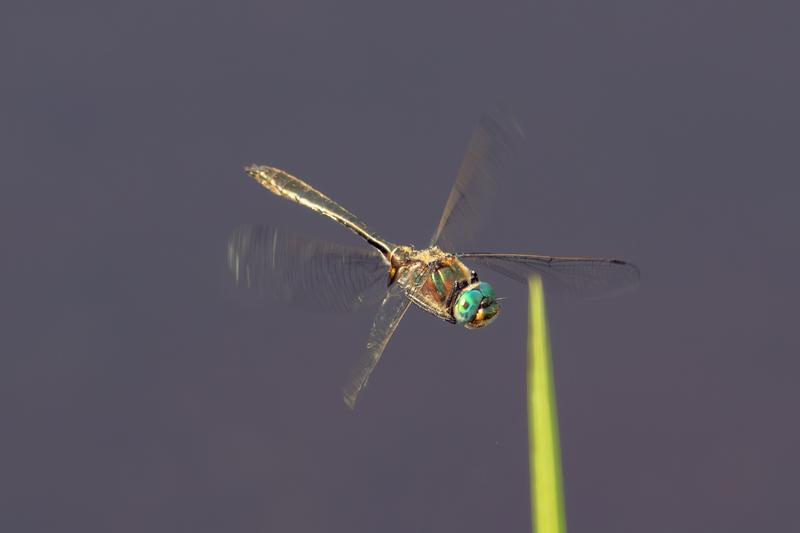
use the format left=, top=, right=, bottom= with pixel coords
left=246, top=165, right=397, bottom=256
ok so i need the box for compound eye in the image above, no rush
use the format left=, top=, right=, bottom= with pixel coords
left=478, top=282, right=496, bottom=299
left=454, top=289, right=482, bottom=324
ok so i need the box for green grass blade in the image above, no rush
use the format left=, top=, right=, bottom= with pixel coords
left=528, top=276, right=567, bottom=533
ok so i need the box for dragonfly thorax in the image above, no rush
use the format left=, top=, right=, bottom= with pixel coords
left=391, top=247, right=501, bottom=329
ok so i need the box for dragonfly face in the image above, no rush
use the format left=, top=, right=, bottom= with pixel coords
left=453, top=280, right=499, bottom=329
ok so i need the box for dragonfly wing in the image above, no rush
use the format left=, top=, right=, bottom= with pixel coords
left=247, top=165, right=396, bottom=255
left=342, top=281, right=412, bottom=410
left=430, top=109, right=525, bottom=251
left=341, top=263, right=432, bottom=409
left=458, top=253, right=641, bottom=298
left=228, top=225, right=388, bottom=312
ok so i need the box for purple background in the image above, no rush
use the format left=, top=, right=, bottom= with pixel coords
left=3, top=1, right=798, bottom=531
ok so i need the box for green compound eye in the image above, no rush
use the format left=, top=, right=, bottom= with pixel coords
left=454, top=289, right=483, bottom=324
left=478, top=282, right=496, bottom=300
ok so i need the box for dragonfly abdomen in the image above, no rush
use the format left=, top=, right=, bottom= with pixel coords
left=246, top=165, right=397, bottom=257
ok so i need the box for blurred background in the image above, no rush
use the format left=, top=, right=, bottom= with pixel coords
left=2, top=1, right=798, bottom=531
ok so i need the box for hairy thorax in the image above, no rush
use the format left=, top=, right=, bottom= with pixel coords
left=388, top=246, right=472, bottom=323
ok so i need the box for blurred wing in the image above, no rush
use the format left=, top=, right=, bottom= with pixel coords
left=228, top=225, right=388, bottom=312
left=342, top=282, right=412, bottom=409
left=342, top=264, right=429, bottom=409
left=458, top=253, right=640, bottom=298
left=430, top=110, right=525, bottom=251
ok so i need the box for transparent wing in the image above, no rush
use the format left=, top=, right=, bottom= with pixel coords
left=227, top=225, right=388, bottom=312
left=342, top=264, right=429, bottom=409
left=246, top=165, right=396, bottom=255
left=430, top=109, right=525, bottom=252
left=342, top=283, right=412, bottom=410
left=458, top=253, right=641, bottom=298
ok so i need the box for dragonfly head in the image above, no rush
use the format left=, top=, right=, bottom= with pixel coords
left=453, top=281, right=500, bottom=329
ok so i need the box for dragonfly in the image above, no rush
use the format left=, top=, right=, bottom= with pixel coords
left=228, top=112, right=640, bottom=409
